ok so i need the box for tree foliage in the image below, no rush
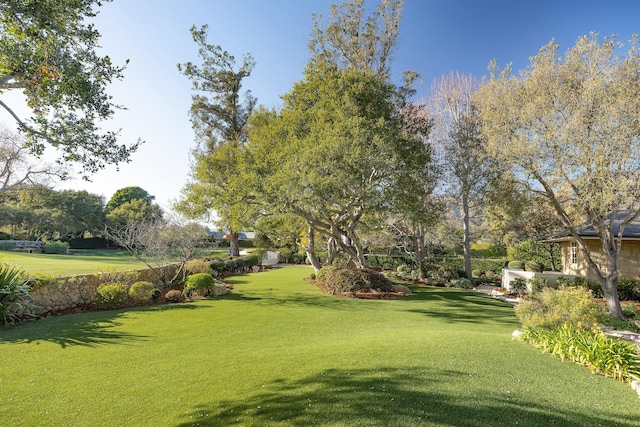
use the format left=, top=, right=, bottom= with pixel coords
left=309, top=0, right=402, bottom=77
left=106, top=186, right=161, bottom=226
left=249, top=61, right=434, bottom=270
left=1, top=185, right=105, bottom=240
left=475, top=33, right=640, bottom=318
left=177, top=24, right=257, bottom=256
left=0, top=0, right=140, bottom=175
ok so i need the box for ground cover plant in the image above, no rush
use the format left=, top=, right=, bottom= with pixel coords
left=1, top=267, right=639, bottom=426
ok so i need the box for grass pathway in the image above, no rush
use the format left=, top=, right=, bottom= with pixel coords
left=1, top=266, right=639, bottom=426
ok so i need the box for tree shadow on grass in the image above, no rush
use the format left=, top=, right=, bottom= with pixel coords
left=0, top=303, right=208, bottom=348
left=175, top=366, right=638, bottom=427
left=402, top=287, right=519, bottom=326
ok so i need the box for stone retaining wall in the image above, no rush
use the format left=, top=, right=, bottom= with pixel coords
left=17, top=264, right=179, bottom=317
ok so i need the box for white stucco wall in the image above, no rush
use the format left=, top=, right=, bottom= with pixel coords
left=501, top=268, right=572, bottom=291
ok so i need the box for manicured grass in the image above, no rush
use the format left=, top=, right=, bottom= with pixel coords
left=1, top=266, right=639, bottom=426
left=0, top=249, right=230, bottom=276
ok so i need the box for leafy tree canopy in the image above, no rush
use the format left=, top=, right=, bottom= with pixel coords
left=0, top=0, right=140, bottom=176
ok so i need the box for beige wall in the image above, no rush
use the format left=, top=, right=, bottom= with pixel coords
left=561, top=239, right=640, bottom=281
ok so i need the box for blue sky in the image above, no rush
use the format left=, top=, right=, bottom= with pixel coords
left=4, top=0, right=640, bottom=212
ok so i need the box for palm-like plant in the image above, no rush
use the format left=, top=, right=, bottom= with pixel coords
left=0, top=264, right=37, bottom=323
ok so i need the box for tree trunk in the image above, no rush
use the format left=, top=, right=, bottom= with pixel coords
left=601, top=275, right=623, bottom=319
left=327, top=237, right=338, bottom=265
left=414, top=225, right=427, bottom=280
left=304, top=224, right=323, bottom=272
left=228, top=231, right=240, bottom=257
left=547, top=244, right=558, bottom=271
left=462, top=194, right=472, bottom=279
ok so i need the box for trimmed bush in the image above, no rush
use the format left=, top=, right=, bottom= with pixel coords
left=0, top=241, right=17, bottom=251
left=44, top=241, right=70, bottom=254
left=508, top=261, right=525, bottom=270
left=367, top=255, right=413, bottom=271
left=325, top=267, right=393, bottom=294
left=515, top=287, right=607, bottom=331
left=240, top=254, right=260, bottom=268
left=525, top=261, right=543, bottom=273
left=471, top=269, right=483, bottom=278
left=94, top=282, right=129, bottom=308
left=471, top=258, right=508, bottom=275
left=128, top=281, right=156, bottom=302
left=165, top=289, right=185, bottom=303
left=183, top=273, right=217, bottom=297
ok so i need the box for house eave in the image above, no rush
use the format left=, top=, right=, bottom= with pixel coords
left=543, top=236, right=640, bottom=243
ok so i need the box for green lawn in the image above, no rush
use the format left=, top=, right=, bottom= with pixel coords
left=0, top=249, right=230, bottom=276
left=1, top=266, right=639, bottom=426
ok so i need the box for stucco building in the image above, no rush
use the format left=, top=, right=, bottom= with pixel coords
left=545, top=212, right=640, bottom=281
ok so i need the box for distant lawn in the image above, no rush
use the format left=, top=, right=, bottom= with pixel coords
left=0, top=248, right=230, bottom=276
left=1, top=266, right=639, bottom=426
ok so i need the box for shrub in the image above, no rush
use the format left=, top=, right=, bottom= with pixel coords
left=617, top=278, right=640, bottom=302
left=0, top=241, right=16, bottom=251
left=151, top=288, right=162, bottom=301
left=621, top=302, right=640, bottom=318
left=128, top=281, right=156, bottom=302
left=572, top=276, right=603, bottom=298
left=470, top=258, right=508, bottom=275
left=367, top=255, right=413, bottom=271
left=397, top=265, right=411, bottom=274
left=44, top=241, right=70, bottom=254
left=469, top=243, right=507, bottom=258
left=528, top=276, right=549, bottom=293
left=525, top=261, right=543, bottom=273
left=508, top=261, right=525, bottom=270
left=165, top=289, right=185, bottom=303
left=94, top=282, right=129, bottom=309
left=209, top=258, right=226, bottom=274
left=555, top=276, right=573, bottom=290
left=451, top=278, right=473, bottom=289
left=325, top=267, right=393, bottom=294
left=241, top=254, right=260, bottom=268
left=316, top=265, right=339, bottom=284
left=515, top=287, right=607, bottom=330
left=471, top=269, right=483, bottom=278
left=520, top=324, right=640, bottom=383
left=186, top=258, right=213, bottom=275
left=0, top=264, right=37, bottom=323
left=510, top=278, right=528, bottom=296
left=485, top=270, right=496, bottom=279
left=508, top=239, right=561, bottom=271
left=183, top=273, right=217, bottom=297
